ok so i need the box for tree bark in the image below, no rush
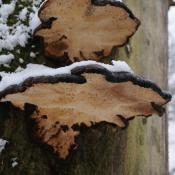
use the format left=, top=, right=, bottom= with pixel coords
left=0, top=0, right=169, bottom=175
left=117, top=0, right=169, bottom=174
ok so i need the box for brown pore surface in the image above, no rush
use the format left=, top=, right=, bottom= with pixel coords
left=35, top=0, right=139, bottom=62
left=2, top=73, right=167, bottom=159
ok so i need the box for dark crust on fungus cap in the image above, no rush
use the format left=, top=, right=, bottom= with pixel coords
left=0, top=64, right=171, bottom=102
left=34, top=0, right=140, bottom=64
left=0, top=64, right=171, bottom=160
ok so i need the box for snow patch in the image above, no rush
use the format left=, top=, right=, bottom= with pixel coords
left=0, top=1, right=16, bottom=22
left=18, top=8, right=28, bottom=21
left=0, top=0, right=44, bottom=52
left=29, top=12, right=41, bottom=32
left=30, top=52, right=36, bottom=58
left=15, top=66, right=24, bottom=72
left=0, top=54, right=14, bottom=65
left=0, top=60, right=133, bottom=92
left=11, top=157, right=18, bottom=168
left=0, top=138, right=8, bottom=153
left=29, top=0, right=48, bottom=32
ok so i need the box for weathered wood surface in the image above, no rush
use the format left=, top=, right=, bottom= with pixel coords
left=117, top=0, right=169, bottom=174
left=0, top=0, right=169, bottom=175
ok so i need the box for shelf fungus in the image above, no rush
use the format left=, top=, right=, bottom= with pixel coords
left=34, top=0, right=140, bottom=63
left=0, top=61, right=171, bottom=159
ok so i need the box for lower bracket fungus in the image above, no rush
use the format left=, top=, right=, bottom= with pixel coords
left=34, top=0, right=140, bottom=63
left=0, top=61, right=171, bottom=159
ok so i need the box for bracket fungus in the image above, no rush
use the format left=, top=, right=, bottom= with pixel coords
left=35, top=0, right=140, bottom=63
left=0, top=61, right=171, bottom=159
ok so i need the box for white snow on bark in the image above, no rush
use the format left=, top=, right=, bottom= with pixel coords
left=18, top=8, right=28, bottom=21
left=0, top=0, right=16, bottom=22
left=0, top=1, right=27, bottom=51
left=0, top=60, right=133, bottom=92
left=0, top=54, right=14, bottom=65
left=0, top=138, right=8, bottom=154
left=29, top=12, right=41, bottom=32
left=29, top=0, right=46, bottom=32
left=11, top=157, right=18, bottom=168
left=30, top=52, right=36, bottom=58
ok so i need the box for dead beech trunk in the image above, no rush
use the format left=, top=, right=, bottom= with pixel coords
left=0, top=0, right=169, bottom=175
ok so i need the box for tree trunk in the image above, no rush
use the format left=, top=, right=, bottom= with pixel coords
left=0, top=0, right=169, bottom=175
left=116, top=0, right=169, bottom=174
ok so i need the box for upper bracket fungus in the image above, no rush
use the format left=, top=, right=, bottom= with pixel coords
left=0, top=61, right=171, bottom=159
left=34, top=0, right=140, bottom=63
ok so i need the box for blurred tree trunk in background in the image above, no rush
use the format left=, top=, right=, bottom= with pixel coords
left=0, top=0, right=169, bottom=175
